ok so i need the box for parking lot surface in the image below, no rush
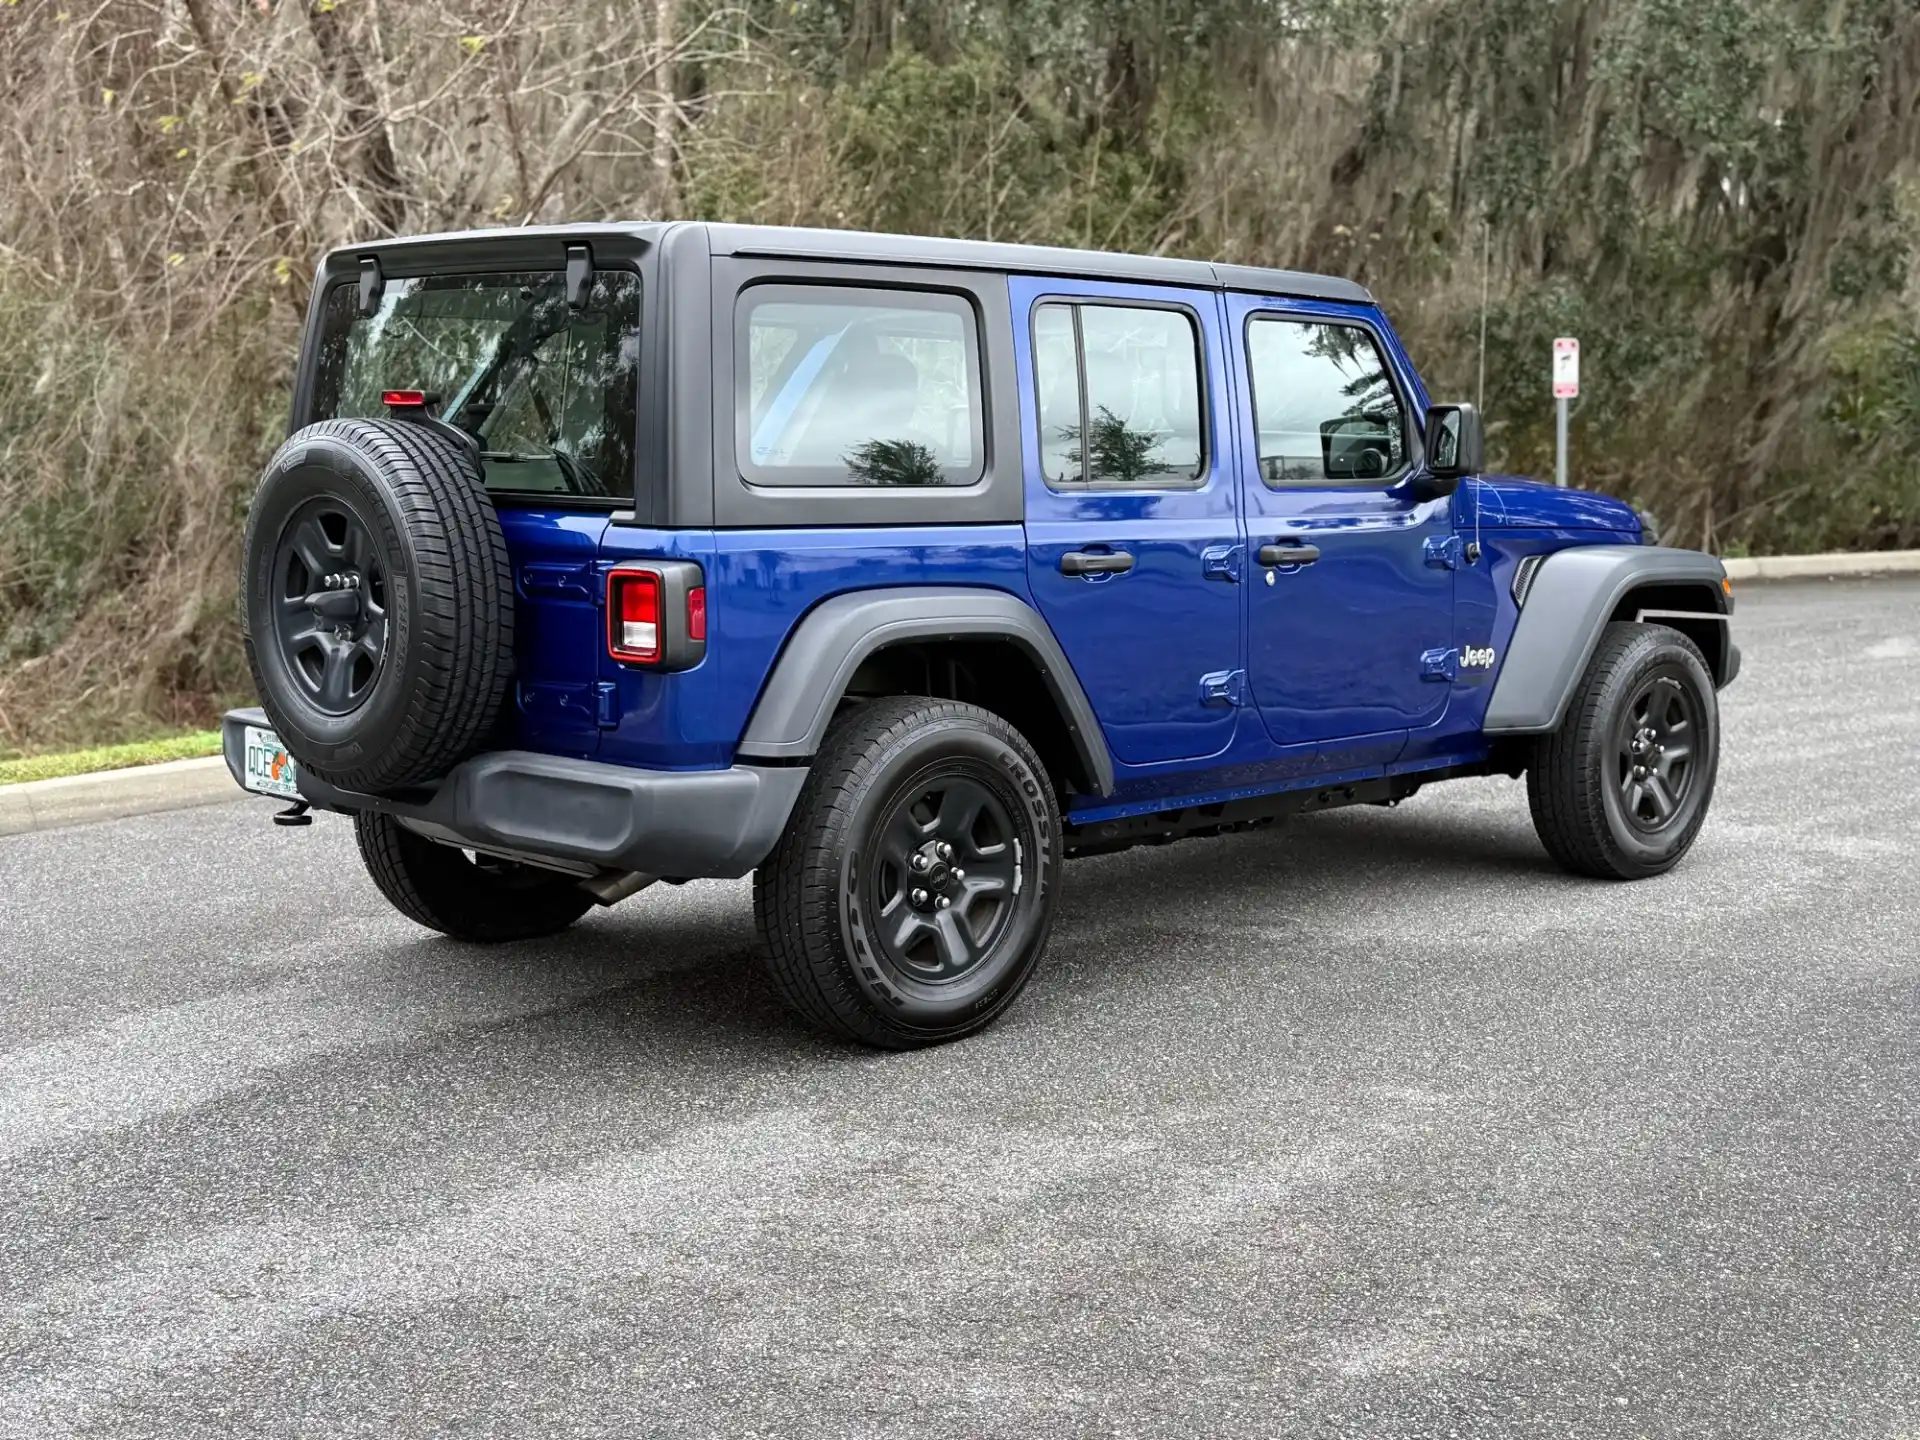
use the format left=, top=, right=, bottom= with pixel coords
left=2, top=580, right=1917, bottom=1438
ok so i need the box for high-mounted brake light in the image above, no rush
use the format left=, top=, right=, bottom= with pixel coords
left=609, top=571, right=661, bottom=663
left=382, top=389, right=429, bottom=410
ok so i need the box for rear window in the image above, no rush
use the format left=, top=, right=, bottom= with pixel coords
left=1032, top=301, right=1205, bottom=489
left=737, top=284, right=984, bottom=487
left=309, top=269, right=641, bottom=500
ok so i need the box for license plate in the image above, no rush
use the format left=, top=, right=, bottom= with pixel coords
left=242, top=726, right=302, bottom=799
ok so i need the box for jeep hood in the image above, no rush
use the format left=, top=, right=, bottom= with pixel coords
left=1466, top=476, right=1640, bottom=534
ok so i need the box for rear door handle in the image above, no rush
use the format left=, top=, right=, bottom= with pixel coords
left=1257, top=542, right=1321, bottom=568
left=1060, top=551, right=1136, bottom=576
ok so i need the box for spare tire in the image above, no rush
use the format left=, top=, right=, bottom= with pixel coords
left=240, top=417, right=514, bottom=794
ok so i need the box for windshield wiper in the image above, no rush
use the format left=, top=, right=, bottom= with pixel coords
left=479, top=448, right=606, bottom=497
left=546, top=445, right=605, bottom=497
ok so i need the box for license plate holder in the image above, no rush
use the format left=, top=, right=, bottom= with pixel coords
left=242, top=726, right=302, bottom=800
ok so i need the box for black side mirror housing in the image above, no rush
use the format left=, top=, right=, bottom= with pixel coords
left=1416, top=403, right=1486, bottom=500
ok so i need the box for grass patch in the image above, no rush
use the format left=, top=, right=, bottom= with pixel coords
left=0, top=730, right=223, bottom=785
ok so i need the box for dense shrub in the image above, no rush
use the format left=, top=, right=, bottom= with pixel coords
left=1, top=0, right=1917, bottom=750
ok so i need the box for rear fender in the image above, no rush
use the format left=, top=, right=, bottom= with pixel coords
left=736, top=586, right=1115, bottom=797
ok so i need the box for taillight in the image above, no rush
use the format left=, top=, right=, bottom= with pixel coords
left=605, top=562, right=706, bottom=670
left=609, top=571, right=661, bottom=663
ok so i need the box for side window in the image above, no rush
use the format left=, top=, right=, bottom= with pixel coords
left=1032, top=301, right=1205, bottom=489
left=1246, top=317, right=1408, bottom=487
left=737, top=284, right=984, bottom=487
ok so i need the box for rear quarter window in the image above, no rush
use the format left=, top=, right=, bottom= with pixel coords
left=735, top=284, right=985, bottom=488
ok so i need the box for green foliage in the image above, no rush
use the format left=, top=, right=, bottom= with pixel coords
left=9, top=0, right=1920, bottom=745
left=845, top=438, right=945, bottom=485
left=0, top=729, right=221, bottom=780
left=1070, top=406, right=1164, bottom=485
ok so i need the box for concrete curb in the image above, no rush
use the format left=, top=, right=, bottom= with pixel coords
left=1721, top=549, right=1920, bottom=581
left=0, top=756, right=239, bottom=838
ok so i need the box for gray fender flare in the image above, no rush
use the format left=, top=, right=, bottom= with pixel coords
left=1483, top=545, right=1731, bottom=735
left=736, top=586, right=1116, bottom=797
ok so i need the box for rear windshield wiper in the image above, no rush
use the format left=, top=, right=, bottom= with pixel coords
left=480, top=448, right=607, bottom=497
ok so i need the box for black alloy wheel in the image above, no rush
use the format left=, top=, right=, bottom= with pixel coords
left=272, top=496, right=390, bottom=716
left=1528, top=621, right=1721, bottom=880
left=866, top=772, right=1022, bottom=986
left=241, top=418, right=514, bottom=793
left=752, top=696, right=1062, bottom=1049
left=1613, top=669, right=1700, bottom=833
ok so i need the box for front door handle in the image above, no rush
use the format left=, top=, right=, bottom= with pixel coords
left=1257, top=542, right=1321, bottom=567
left=1060, top=550, right=1136, bottom=576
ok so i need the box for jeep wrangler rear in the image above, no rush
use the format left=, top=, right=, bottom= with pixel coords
left=226, top=222, right=1738, bottom=1049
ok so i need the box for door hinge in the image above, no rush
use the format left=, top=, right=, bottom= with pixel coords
left=1199, top=668, right=1247, bottom=707
left=518, top=680, right=622, bottom=727
left=1423, top=534, right=1465, bottom=570
left=521, top=562, right=597, bottom=602
left=1202, top=543, right=1243, bottom=583
left=1420, top=647, right=1458, bottom=682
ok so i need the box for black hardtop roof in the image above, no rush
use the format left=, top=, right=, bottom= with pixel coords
left=336, top=220, right=1374, bottom=305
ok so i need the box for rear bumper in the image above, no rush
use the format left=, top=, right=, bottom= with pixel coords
left=221, top=708, right=806, bottom=879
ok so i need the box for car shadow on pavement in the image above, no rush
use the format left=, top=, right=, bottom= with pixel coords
left=1, top=792, right=1578, bottom=1308
left=382, top=792, right=1560, bottom=1056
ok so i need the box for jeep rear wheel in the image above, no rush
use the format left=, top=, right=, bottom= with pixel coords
left=752, top=698, right=1062, bottom=1049
left=355, top=812, right=594, bottom=942
left=241, top=418, right=513, bottom=794
left=1528, top=621, right=1720, bottom=879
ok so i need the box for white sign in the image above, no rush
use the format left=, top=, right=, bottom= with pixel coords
left=1552, top=337, right=1580, bottom=399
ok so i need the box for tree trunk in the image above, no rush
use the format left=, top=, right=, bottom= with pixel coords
left=305, top=0, right=407, bottom=235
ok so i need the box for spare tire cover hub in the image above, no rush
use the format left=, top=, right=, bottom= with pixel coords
left=269, top=494, right=391, bottom=716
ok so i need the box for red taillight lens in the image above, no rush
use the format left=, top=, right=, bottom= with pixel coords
left=381, top=389, right=428, bottom=409
left=609, top=571, right=661, bottom=663
left=686, top=586, right=707, bottom=642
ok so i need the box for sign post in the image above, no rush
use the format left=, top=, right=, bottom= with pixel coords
left=1552, top=337, right=1580, bottom=488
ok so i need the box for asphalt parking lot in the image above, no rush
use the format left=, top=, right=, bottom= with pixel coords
left=2, top=579, right=1916, bottom=1439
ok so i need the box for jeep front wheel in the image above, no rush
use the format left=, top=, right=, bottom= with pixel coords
left=752, top=697, right=1062, bottom=1049
left=1527, top=621, right=1720, bottom=879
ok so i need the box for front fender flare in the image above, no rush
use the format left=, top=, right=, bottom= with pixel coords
left=1484, top=545, right=1730, bottom=735
left=736, top=586, right=1115, bottom=797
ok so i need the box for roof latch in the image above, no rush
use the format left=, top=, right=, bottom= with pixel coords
left=565, top=244, right=593, bottom=309
left=356, top=255, right=384, bottom=316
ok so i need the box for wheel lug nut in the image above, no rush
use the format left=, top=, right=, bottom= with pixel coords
left=952, top=868, right=965, bottom=881
left=936, top=842, right=953, bottom=860
left=911, top=854, right=929, bottom=872
left=936, top=896, right=952, bottom=910
left=911, top=888, right=928, bottom=907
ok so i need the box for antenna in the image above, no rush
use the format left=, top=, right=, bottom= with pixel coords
left=1477, top=215, right=1491, bottom=414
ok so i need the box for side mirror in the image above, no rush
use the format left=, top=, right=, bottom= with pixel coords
left=1420, top=403, right=1485, bottom=498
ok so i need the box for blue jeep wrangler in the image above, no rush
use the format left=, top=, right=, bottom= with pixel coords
left=226, top=223, right=1738, bottom=1049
